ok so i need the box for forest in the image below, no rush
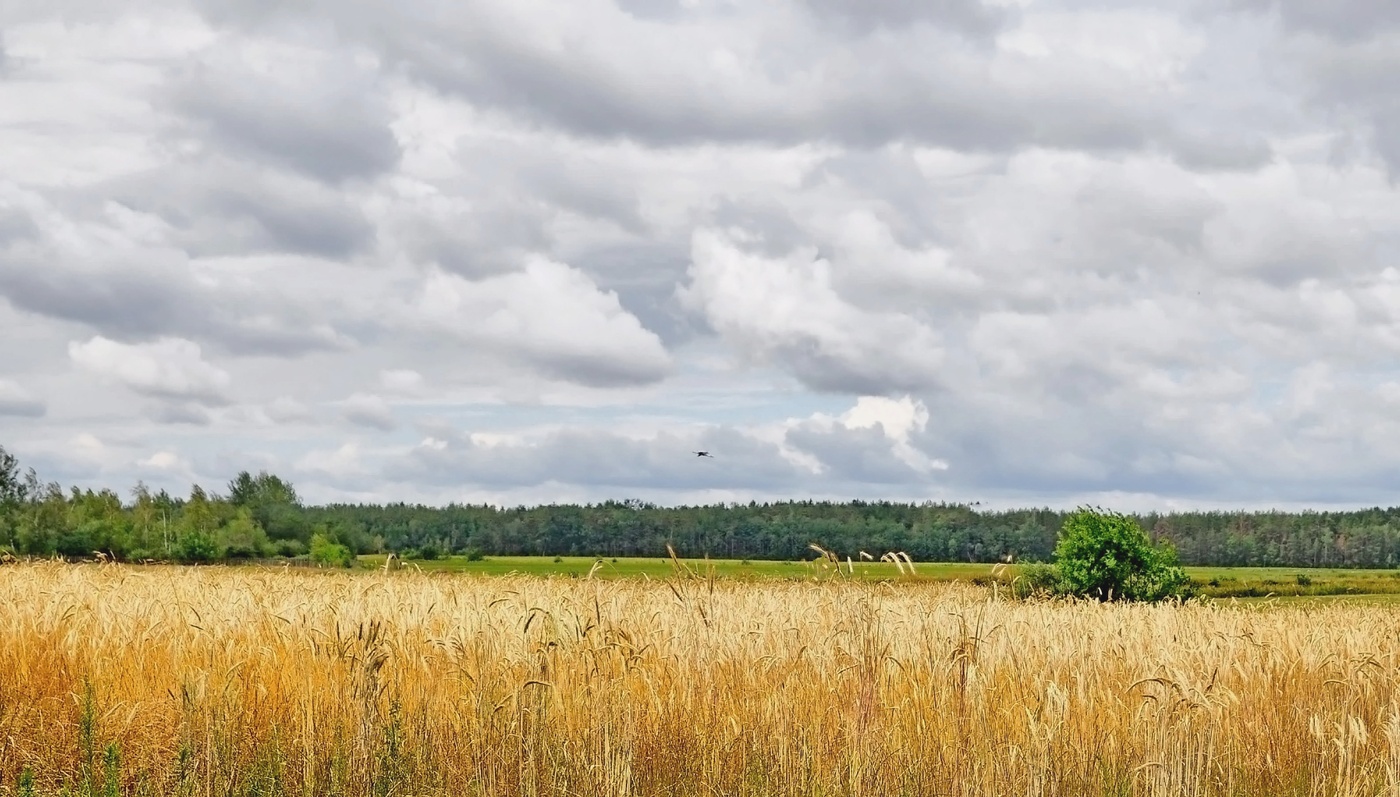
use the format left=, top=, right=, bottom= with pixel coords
left=3, top=444, right=1400, bottom=568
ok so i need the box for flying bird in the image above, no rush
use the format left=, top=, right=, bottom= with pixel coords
left=693, top=451, right=713, bottom=458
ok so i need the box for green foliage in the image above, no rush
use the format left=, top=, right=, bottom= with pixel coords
left=1015, top=562, right=1061, bottom=598
left=310, top=533, right=354, bottom=568
left=223, top=509, right=273, bottom=559
left=174, top=527, right=223, bottom=563
left=101, top=743, right=121, bottom=797
left=228, top=470, right=300, bottom=508
left=0, top=444, right=23, bottom=509
left=229, top=470, right=306, bottom=544
left=0, top=446, right=23, bottom=552
left=274, top=539, right=308, bottom=557
left=374, top=700, right=406, bottom=797
left=56, top=520, right=104, bottom=559
left=1053, top=508, right=1187, bottom=602
left=14, top=442, right=1400, bottom=571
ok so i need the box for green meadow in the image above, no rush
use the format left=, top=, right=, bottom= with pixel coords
left=358, top=553, right=1400, bottom=601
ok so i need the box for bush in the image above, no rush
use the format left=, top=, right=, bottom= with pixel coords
left=1053, top=508, right=1188, bottom=602
left=1015, top=562, right=1061, bottom=598
left=463, top=547, right=485, bottom=562
left=417, top=542, right=442, bottom=561
left=174, top=528, right=223, bottom=564
left=223, top=511, right=272, bottom=559
left=274, top=539, right=308, bottom=558
left=55, top=522, right=101, bottom=560
left=309, top=533, right=354, bottom=568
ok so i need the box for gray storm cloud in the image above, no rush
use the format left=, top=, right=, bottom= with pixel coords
left=1, top=0, right=1400, bottom=508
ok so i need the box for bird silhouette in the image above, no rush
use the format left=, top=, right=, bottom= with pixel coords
left=693, top=451, right=713, bottom=458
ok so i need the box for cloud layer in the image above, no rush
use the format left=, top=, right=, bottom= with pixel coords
left=2, top=0, right=1399, bottom=509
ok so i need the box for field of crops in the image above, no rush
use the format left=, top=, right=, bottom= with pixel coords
left=6, top=563, right=1400, bottom=796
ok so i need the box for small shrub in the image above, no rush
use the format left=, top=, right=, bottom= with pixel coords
left=417, top=542, right=442, bottom=561
left=223, top=511, right=272, bottom=559
left=1015, top=562, right=1061, bottom=598
left=309, top=534, right=354, bottom=568
left=552, top=556, right=563, bottom=564
left=1053, top=508, right=1188, bottom=602
left=17, top=768, right=34, bottom=797
left=274, top=539, right=308, bottom=558
left=1296, top=574, right=1313, bottom=586
left=173, top=528, right=222, bottom=564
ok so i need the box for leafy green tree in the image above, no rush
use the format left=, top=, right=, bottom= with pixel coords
left=17, top=482, right=68, bottom=557
left=173, top=486, right=223, bottom=563
left=128, top=481, right=163, bottom=559
left=173, top=527, right=222, bottom=563
left=0, top=444, right=23, bottom=507
left=181, top=486, right=217, bottom=535
left=1053, top=508, right=1188, bottom=602
left=223, top=509, right=272, bottom=559
left=61, top=488, right=130, bottom=559
left=0, top=444, right=22, bottom=551
left=228, top=470, right=299, bottom=507
left=228, top=471, right=306, bottom=544
left=309, top=533, right=353, bottom=568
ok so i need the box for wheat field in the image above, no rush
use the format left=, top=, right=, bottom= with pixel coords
left=2, top=563, right=1400, bottom=796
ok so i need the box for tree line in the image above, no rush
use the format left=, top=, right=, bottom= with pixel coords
left=4, top=445, right=1400, bottom=568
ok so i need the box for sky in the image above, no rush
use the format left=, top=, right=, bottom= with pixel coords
left=2, top=0, right=1400, bottom=511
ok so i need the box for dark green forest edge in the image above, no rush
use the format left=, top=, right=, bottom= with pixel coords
left=5, top=444, right=1400, bottom=571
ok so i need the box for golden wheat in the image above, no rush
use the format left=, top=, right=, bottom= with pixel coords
left=2, top=562, right=1400, bottom=795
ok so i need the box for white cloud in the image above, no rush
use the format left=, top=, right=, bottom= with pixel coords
left=67, top=336, right=231, bottom=402
left=680, top=228, right=944, bottom=394
left=263, top=396, right=314, bottom=424
left=379, top=369, right=425, bottom=394
left=842, top=396, right=929, bottom=443
left=340, top=393, right=396, bottom=431
left=72, top=433, right=105, bottom=459
left=412, top=258, right=673, bottom=387
left=139, top=450, right=191, bottom=473
left=0, top=379, right=45, bottom=417
left=793, top=395, right=947, bottom=477
left=5, top=0, right=1400, bottom=508
left=296, top=442, right=366, bottom=479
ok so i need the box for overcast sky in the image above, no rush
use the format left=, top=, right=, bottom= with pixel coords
left=3, top=0, right=1400, bottom=510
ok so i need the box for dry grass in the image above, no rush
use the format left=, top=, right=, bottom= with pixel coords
left=3, top=563, right=1400, bottom=796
